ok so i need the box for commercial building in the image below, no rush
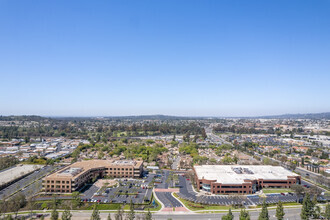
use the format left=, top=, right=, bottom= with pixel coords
left=0, top=164, right=43, bottom=190
left=43, top=160, right=143, bottom=193
left=194, top=165, right=301, bottom=194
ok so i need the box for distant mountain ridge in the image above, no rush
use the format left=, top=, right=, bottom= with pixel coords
left=1, top=112, right=330, bottom=120
left=253, top=112, right=330, bottom=119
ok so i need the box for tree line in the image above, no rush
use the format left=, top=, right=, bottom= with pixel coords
left=0, top=156, right=19, bottom=171
left=0, top=121, right=205, bottom=140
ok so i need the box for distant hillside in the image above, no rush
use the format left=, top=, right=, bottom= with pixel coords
left=1, top=112, right=330, bottom=120
left=103, top=115, right=206, bottom=120
left=255, top=112, right=330, bottom=119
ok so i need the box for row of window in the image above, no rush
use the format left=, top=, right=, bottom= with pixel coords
left=46, top=185, right=70, bottom=189
left=262, top=181, right=291, bottom=184
left=210, top=185, right=252, bottom=189
left=46, top=189, right=70, bottom=193
left=109, top=168, right=133, bottom=171
left=215, top=191, right=249, bottom=194
left=46, top=180, right=70, bottom=184
left=106, top=171, right=133, bottom=175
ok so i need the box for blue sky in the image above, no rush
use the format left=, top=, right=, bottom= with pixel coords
left=0, top=0, right=329, bottom=117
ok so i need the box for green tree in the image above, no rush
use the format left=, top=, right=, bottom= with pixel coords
left=91, top=205, right=100, bottom=220
left=258, top=201, right=269, bottom=220
left=72, top=192, right=82, bottom=209
left=5, top=214, right=13, bottom=220
left=128, top=200, right=135, bottom=220
left=115, top=205, right=123, bottom=220
left=145, top=209, right=152, bottom=220
left=61, top=207, right=72, bottom=220
left=222, top=208, right=234, bottom=220
left=275, top=201, right=285, bottom=220
left=301, top=193, right=311, bottom=220
left=51, top=201, right=59, bottom=220
left=25, top=136, right=30, bottom=143
left=27, top=196, right=35, bottom=219
left=239, top=209, right=250, bottom=220
left=41, top=201, right=49, bottom=210
left=291, top=184, right=305, bottom=198
left=313, top=205, right=321, bottom=219
left=325, top=203, right=330, bottom=220
left=201, top=128, right=207, bottom=140
left=10, top=192, right=26, bottom=218
left=310, top=195, right=317, bottom=218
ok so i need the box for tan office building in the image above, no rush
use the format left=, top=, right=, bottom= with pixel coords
left=43, top=160, right=143, bottom=193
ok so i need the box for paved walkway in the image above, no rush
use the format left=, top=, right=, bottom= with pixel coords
left=154, top=188, right=180, bottom=192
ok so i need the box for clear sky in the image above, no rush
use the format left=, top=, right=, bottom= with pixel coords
left=0, top=0, right=329, bottom=117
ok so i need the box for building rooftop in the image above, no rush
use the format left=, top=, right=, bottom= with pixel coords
left=59, top=167, right=83, bottom=176
left=194, top=165, right=299, bottom=184
left=0, top=164, right=43, bottom=186
left=46, top=159, right=143, bottom=179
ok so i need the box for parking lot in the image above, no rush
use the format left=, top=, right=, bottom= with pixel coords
left=155, top=170, right=169, bottom=189
left=177, top=174, right=301, bottom=206
left=80, top=177, right=154, bottom=204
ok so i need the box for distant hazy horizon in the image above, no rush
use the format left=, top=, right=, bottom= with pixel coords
left=1, top=111, right=330, bottom=118
left=1, top=0, right=329, bottom=116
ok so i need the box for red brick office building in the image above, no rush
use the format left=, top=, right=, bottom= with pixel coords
left=194, top=165, right=301, bottom=194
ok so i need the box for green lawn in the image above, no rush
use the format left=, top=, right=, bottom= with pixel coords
left=145, top=197, right=162, bottom=211
left=173, top=193, right=231, bottom=211
left=262, top=188, right=292, bottom=194
left=86, top=204, right=130, bottom=210
left=255, top=202, right=301, bottom=208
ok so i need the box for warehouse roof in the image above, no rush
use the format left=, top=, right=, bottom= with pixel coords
left=0, top=164, right=43, bottom=186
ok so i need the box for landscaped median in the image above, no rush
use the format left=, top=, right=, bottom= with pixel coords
left=34, top=192, right=162, bottom=212
left=172, top=193, right=232, bottom=212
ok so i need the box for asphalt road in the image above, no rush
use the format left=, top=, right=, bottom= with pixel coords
left=156, top=192, right=182, bottom=208
left=172, top=156, right=181, bottom=170
left=156, top=170, right=169, bottom=189
left=152, top=207, right=303, bottom=220
left=16, top=207, right=303, bottom=220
